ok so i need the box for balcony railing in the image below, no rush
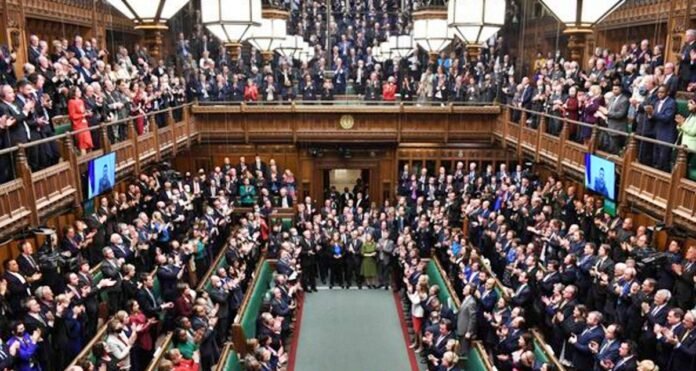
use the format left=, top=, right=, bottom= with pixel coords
left=494, top=105, right=695, bottom=231
left=0, top=103, right=198, bottom=241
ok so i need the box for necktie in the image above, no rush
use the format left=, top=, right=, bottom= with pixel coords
left=681, top=330, right=691, bottom=342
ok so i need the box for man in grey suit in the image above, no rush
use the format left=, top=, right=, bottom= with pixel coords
left=598, top=84, right=629, bottom=154
left=456, top=284, right=478, bottom=358
left=377, top=237, right=394, bottom=290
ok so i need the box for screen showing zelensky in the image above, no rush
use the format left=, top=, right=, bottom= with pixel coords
left=584, top=153, right=616, bottom=201
left=87, top=152, right=116, bottom=199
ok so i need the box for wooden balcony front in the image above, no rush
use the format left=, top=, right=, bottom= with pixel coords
left=494, top=106, right=696, bottom=232
left=192, top=102, right=501, bottom=144
left=0, top=104, right=199, bottom=242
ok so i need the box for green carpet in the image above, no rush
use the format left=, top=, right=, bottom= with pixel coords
left=293, top=289, right=415, bottom=371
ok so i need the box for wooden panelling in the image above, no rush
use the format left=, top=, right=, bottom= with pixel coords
left=193, top=105, right=501, bottom=144
left=0, top=179, right=30, bottom=240
left=624, top=163, right=672, bottom=210
left=673, top=178, right=696, bottom=224
left=31, top=161, right=77, bottom=217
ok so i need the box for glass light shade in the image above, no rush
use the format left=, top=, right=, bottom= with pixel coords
left=202, top=0, right=261, bottom=43
left=539, top=0, right=626, bottom=28
left=106, top=0, right=188, bottom=25
left=448, top=0, right=505, bottom=44
left=248, top=18, right=287, bottom=52
left=388, top=35, right=414, bottom=59
left=277, top=35, right=304, bottom=58
left=413, top=18, right=454, bottom=53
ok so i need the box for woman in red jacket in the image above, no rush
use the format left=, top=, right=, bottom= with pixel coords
left=67, top=86, right=93, bottom=154
left=244, top=79, right=259, bottom=102
left=128, top=299, right=157, bottom=371
left=382, top=76, right=397, bottom=101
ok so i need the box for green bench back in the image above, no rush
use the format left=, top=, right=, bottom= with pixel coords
left=240, top=261, right=273, bottom=339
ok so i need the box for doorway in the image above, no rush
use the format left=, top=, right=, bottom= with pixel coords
left=323, top=168, right=370, bottom=200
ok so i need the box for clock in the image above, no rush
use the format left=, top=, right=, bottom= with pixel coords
left=339, top=114, right=354, bottom=130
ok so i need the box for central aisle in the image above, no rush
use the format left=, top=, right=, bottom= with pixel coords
left=291, top=288, right=418, bottom=371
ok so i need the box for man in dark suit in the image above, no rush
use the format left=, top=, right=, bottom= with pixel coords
left=665, top=309, right=696, bottom=371
left=663, top=63, right=679, bottom=98
left=100, top=246, right=123, bottom=315
left=610, top=341, right=637, bottom=371
left=647, top=85, right=677, bottom=172
left=635, top=77, right=659, bottom=166
left=655, top=308, right=685, bottom=369
left=509, top=271, right=532, bottom=312
left=207, top=275, right=231, bottom=344
left=679, top=29, right=696, bottom=90
left=16, top=241, right=42, bottom=290
left=592, top=323, right=621, bottom=371
left=299, top=229, right=318, bottom=292
left=155, top=254, right=183, bottom=303
left=2, top=259, right=31, bottom=315
left=275, top=187, right=293, bottom=208
left=571, top=311, right=606, bottom=370
left=0, top=84, right=37, bottom=168
left=136, top=273, right=173, bottom=318
left=672, top=246, right=696, bottom=309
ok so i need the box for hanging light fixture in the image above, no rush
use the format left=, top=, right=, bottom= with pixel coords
left=413, top=7, right=455, bottom=63
left=448, top=0, right=505, bottom=50
left=106, top=0, right=189, bottom=58
left=539, top=0, right=626, bottom=61
left=277, top=35, right=304, bottom=59
left=201, top=0, right=262, bottom=61
left=247, top=6, right=289, bottom=62
left=388, top=34, right=414, bottom=59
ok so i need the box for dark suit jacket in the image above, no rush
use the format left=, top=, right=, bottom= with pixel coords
left=669, top=329, right=696, bottom=371
left=17, top=254, right=40, bottom=278
left=136, top=287, right=162, bottom=318
left=595, top=339, right=620, bottom=371
left=612, top=356, right=637, bottom=371
left=3, top=272, right=30, bottom=314
left=0, top=101, right=32, bottom=144
left=651, top=97, right=677, bottom=142
left=572, top=326, right=605, bottom=370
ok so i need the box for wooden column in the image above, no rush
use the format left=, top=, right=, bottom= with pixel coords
left=535, top=115, right=546, bottom=163
left=16, top=146, right=38, bottom=226
left=64, top=135, right=82, bottom=205
left=557, top=119, right=569, bottom=176
left=168, top=108, right=177, bottom=155
left=184, top=106, right=192, bottom=149
left=149, top=115, right=160, bottom=162
left=665, top=146, right=688, bottom=226
left=130, top=121, right=141, bottom=175
left=618, top=134, right=637, bottom=209
left=517, top=111, right=526, bottom=162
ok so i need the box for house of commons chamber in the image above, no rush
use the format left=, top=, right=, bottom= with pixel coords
left=6, top=0, right=696, bottom=370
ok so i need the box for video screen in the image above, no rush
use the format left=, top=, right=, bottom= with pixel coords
left=87, top=152, right=116, bottom=199
left=584, top=153, right=616, bottom=200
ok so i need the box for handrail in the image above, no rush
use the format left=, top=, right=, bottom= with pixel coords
left=214, top=343, right=236, bottom=371
left=1, top=103, right=194, bottom=154
left=67, top=318, right=111, bottom=367
left=432, top=256, right=462, bottom=308
left=472, top=340, right=495, bottom=371
left=532, top=328, right=566, bottom=371
left=502, top=104, right=695, bottom=153
left=197, top=100, right=493, bottom=107
left=145, top=331, right=174, bottom=371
